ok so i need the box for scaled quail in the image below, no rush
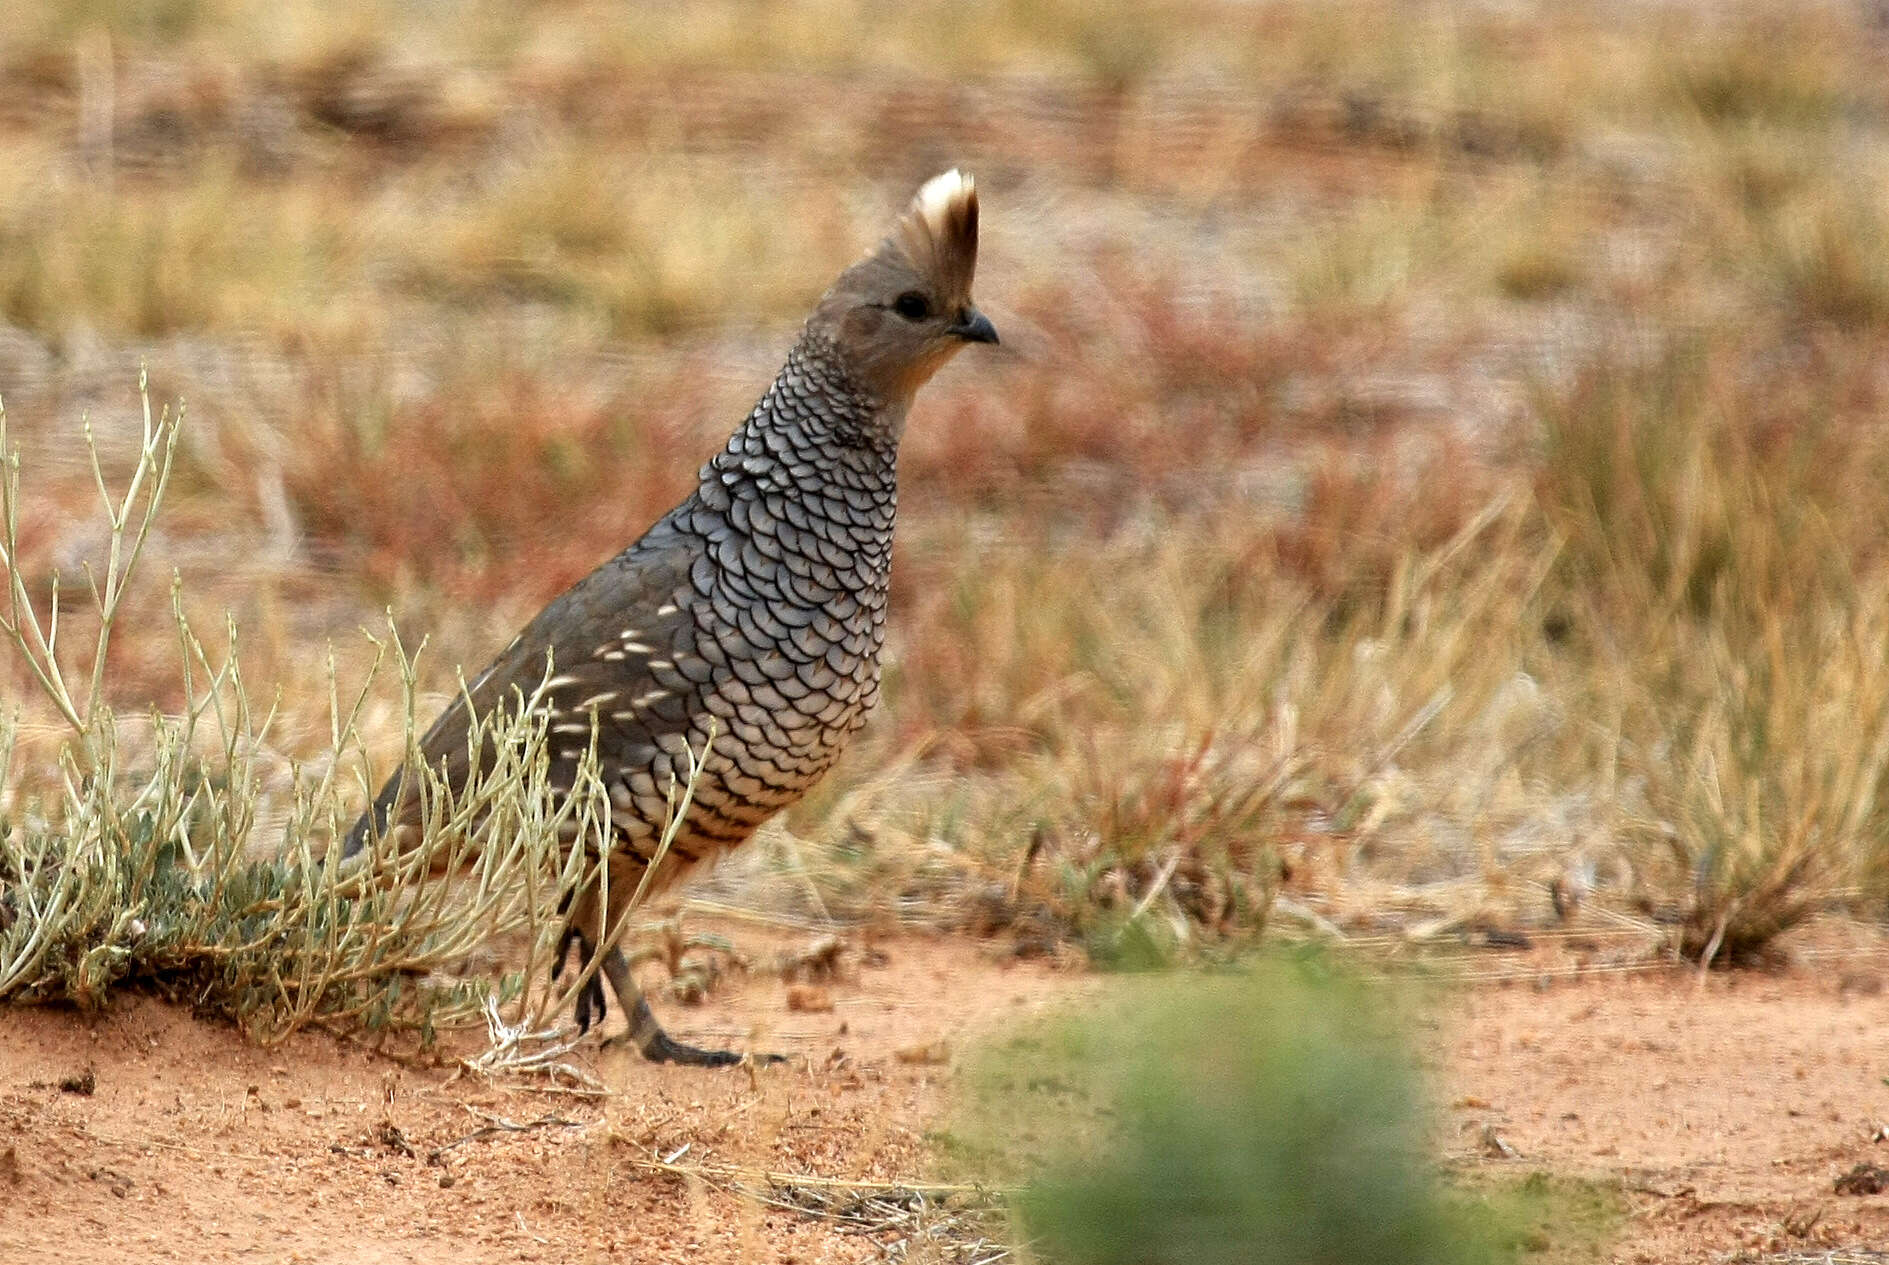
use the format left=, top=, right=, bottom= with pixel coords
left=344, top=170, right=997, bottom=1065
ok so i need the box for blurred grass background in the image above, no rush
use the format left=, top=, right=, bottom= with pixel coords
left=5, top=0, right=1889, bottom=975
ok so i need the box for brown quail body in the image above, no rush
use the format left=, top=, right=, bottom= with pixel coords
left=345, top=171, right=996, bottom=1064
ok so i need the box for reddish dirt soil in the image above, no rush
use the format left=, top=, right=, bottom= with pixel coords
left=1438, top=935, right=1889, bottom=1263
left=4, top=925, right=1889, bottom=1264
left=0, top=929, right=1074, bottom=1265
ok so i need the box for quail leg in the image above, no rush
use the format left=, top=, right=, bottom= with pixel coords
left=550, top=925, right=609, bottom=1034
left=601, top=947, right=783, bottom=1066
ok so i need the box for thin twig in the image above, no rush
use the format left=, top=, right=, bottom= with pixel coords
left=426, top=1110, right=582, bottom=1161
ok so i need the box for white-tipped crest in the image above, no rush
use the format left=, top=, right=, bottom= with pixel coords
left=913, top=170, right=974, bottom=241
left=893, top=168, right=979, bottom=310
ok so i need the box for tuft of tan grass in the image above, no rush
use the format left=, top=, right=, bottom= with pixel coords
left=1535, top=338, right=1889, bottom=961
left=0, top=381, right=647, bottom=1045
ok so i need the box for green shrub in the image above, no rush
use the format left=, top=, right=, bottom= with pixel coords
left=956, top=958, right=1584, bottom=1265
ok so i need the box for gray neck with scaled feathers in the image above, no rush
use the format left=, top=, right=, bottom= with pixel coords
left=688, top=336, right=902, bottom=601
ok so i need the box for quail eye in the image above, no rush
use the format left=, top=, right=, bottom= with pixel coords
left=892, top=291, right=931, bottom=321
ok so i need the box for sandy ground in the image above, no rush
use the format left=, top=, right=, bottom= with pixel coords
left=0, top=930, right=1069, bottom=1265
left=4, top=927, right=1889, bottom=1264
left=1438, top=939, right=1889, bottom=1263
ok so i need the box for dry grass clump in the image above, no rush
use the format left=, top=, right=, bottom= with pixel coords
left=0, top=145, right=848, bottom=343
left=1763, top=189, right=1889, bottom=332
left=0, top=382, right=637, bottom=1043
left=1534, top=338, right=1889, bottom=962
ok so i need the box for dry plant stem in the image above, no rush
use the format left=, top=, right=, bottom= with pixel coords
left=0, top=372, right=180, bottom=742
left=427, top=1108, right=581, bottom=1160
left=460, top=993, right=605, bottom=1091
left=617, top=1154, right=999, bottom=1199
left=80, top=378, right=177, bottom=732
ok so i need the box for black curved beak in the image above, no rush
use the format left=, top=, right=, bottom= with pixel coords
left=948, top=307, right=1000, bottom=345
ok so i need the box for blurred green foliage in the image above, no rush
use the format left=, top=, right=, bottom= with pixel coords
left=952, top=958, right=1618, bottom=1264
